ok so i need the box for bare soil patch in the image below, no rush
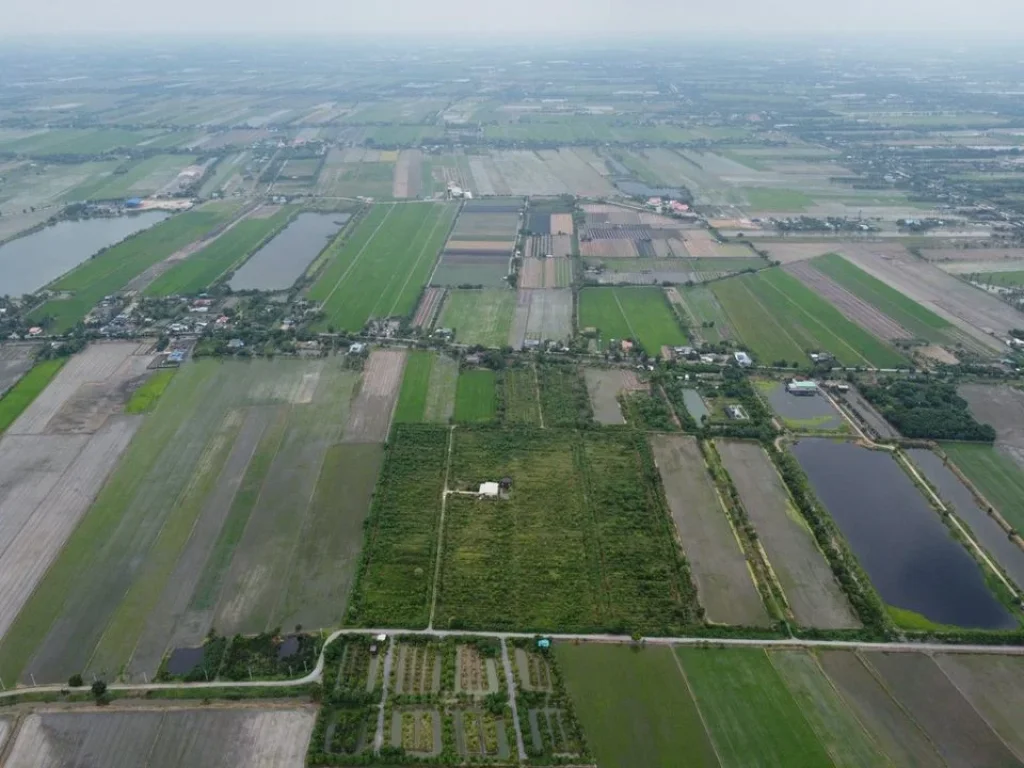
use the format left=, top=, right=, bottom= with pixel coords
left=413, top=287, right=446, bottom=328
left=343, top=350, right=406, bottom=443
left=550, top=213, right=573, bottom=236
left=921, top=247, right=1024, bottom=263
left=583, top=369, right=642, bottom=425
left=0, top=343, right=39, bottom=398
left=649, top=434, right=768, bottom=626
left=934, top=653, right=1024, bottom=757
left=959, top=384, right=1024, bottom=464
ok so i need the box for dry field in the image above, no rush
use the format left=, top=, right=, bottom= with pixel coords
left=445, top=240, right=511, bottom=253
left=935, top=653, right=1024, bottom=756
left=508, top=289, right=573, bottom=348
left=837, top=243, right=1021, bottom=353
left=649, top=435, right=768, bottom=626
left=343, top=350, right=406, bottom=442
left=0, top=342, right=151, bottom=640
left=942, top=260, right=1024, bottom=275
left=392, top=149, right=423, bottom=199
left=959, top=384, right=1024, bottom=464
left=413, top=287, right=446, bottom=328
left=468, top=150, right=615, bottom=197
left=550, top=213, right=574, bottom=236
left=4, top=707, right=315, bottom=768
left=759, top=241, right=835, bottom=265
left=716, top=440, right=859, bottom=628
left=582, top=204, right=641, bottom=226
left=920, top=247, right=1024, bottom=264
left=785, top=262, right=913, bottom=341
left=0, top=343, right=39, bottom=397
left=580, top=239, right=640, bottom=258
left=583, top=369, right=644, bottom=425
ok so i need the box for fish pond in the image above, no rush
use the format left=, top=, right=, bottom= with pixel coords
left=0, top=211, right=169, bottom=295
left=761, top=382, right=844, bottom=431
left=229, top=212, right=348, bottom=291
left=792, top=439, right=1016, bottom=629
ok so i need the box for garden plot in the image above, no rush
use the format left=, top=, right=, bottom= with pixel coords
left=649, top=435, right=768, bottom=626
left=390, top=709, right=443, bottom=757
left=759, top=381, right=845, bottom=432
left=0, top=343, right=152, bottom=646
left=581, top=204, right=642, bottom=227
left=514, top=647, right=553, bottom=692
left=583, top=368, right=644, bottom=425
left=436, top=429, right=699, bottom=633
left=4, top=707, right=315, bottom=768
left=412, top=286, right=446, bottom=328
left=342, top=350, right=406, bottom=443
left=455, top=644, right=501, bottom=696
left=0, top=357, right=372, bottom=686
left=716, top=440, right=858, bottom=628
left=0, top=343, right=39, bottom=397
left=863, top=652, right=1020, bottom=767
left=454, top=709, right=511, bottom=760
left=508, top=289, right=573, bottom=348
left=392, top=642, right=443, bottom=695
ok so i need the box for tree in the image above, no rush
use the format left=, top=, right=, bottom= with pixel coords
left=91, top=680, right=107, bottom=698
left=68, top=673, right=83, bottom=687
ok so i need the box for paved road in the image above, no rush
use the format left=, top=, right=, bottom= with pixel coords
left=3, top=628, right=1022, bottom=700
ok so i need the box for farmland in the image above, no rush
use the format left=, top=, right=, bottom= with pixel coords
left=394, top=352, right=458, bottom=424
left=309, top=202, right=457, bottom=331
left=0, top=357, right=65, bottom=433
left=4, top=707, right=315, bottom=768
left=454, top=369, right=498, bottom=423
left=941, top=442, right=1024, bottom=532
left=0, top=356, right=389, bottom=685
left=145, top=206, right=296, bottom=296
left=436, top=429, right=699, bottom=633
left=30, top=203, right=242, bottom=332
left=436, top=289, right=516, bottom=348
left=578, top=287, right=688, bottom=354
left=710, top=270, right=907, bottom=368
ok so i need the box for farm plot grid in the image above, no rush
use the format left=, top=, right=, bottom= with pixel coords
left=431, top=202, right=522, bottom=289
left=309, top=202, right=457, bottom=331
left=578, top=287, right=687, bottom=355
left=0, top=356, right=385, bottom=686
left=710, top=270, right=908, bottom=368
left=435, top=429, right=699, bottom=634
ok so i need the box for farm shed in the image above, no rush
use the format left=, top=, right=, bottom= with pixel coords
left=479, top=482, right=500, bottom=497
left=786, top=380, right=818, bottom=396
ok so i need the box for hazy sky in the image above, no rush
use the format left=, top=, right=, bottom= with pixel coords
left=7, top=0, right=1024, bottom=37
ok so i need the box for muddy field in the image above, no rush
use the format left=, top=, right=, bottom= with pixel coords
left=392, top=149, right=422, bottom=199
left=785, top=261, right=913, bottom=341
left=934, top=653, right=1024, bottom=757
left=343, top=350, right=406, bottom=443
left=0, top=343, right=39, bottom=397
left=583, top=369, right=643, bottom=425
left=4, top=706, right=315, bottom=768
left=761, top=383, right=845, bottom=431
left=649, top=434, right=768, bottom=626
left=550, top=213, right=573, bottom=236
left=508, top=289, right=573, bottom=348
left=759, top=241, right=834, bottom=265
left=0, top=342, right=151, bottom=640
left=716, top=440, right=858, bottom=628
left=959, top=384, right=1024, bottom=465
left=413, top=287, right=446, bottom=328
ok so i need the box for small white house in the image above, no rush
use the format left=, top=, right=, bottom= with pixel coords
left=478, top=482, right=500, bottom=497
left=734, top=351, right=753, bottom=367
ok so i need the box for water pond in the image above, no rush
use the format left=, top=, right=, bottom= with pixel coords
left=0, top=211, right=169, bottom=295
left=680, top=389, right=709, bottom=422
left=908, top=448, right=1024, bottom=591
left=762, top=383, right=844, bottom=431
left=229, top=212, right=349, bottom=291
left=792, top=438, right=1016, bottom=629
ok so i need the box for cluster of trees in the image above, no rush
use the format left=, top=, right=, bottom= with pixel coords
left=860, top=377, right=996, bottom=442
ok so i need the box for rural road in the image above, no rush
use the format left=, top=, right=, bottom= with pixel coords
left=3, top=628, right=1024, bottom=699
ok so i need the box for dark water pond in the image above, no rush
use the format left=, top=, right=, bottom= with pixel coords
left=0, top=211, right=169, bottom=295
left=229, top=212, right=348, bottom=291
left=792, top=439, right=1016, bottom=629
left=908, top=448, right=1024, bottom=590
left=165, top=646, right=205, bottom=676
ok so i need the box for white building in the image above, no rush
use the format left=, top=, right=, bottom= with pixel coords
left=478, top=482, right=500, bottom=497
left=734, top=351, right=753, bottom=367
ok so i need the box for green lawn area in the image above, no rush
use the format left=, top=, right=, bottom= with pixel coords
left=557, top=644, right=719, bottom=768
left=145, top=207, right=296, bottom=296
left=578, top=287, right=687, bottom=354
left=812, top=253, right=952, bottom=340
left=124, top=370, right=175, bottom=414
left=393, top=351, right=434, bottom=423
left=678, top=647, right=833, bottom=767
left=309, top=202, right=457, bottom=331
left=711, top=269, right=907, bottom=368
left=0, top=358, right=65, bottom=434
left=941, top=442, right=1024, bottom=531
left=454, top=369, right=497, bottom=422
left=742, top=187, right=815, bottom=211
left=30, top=202, right=241, bottom=332
left=437, top=289, right=515, bottom=348
left=974, top=271, right=1024, bottom=288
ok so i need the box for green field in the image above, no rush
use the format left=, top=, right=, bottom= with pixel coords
left=500, top=367, right=541, bottom=425
left=0, top=358, right=65, bottom=434
left=123, top=369, right=175, bottom=413
left=974, top=271, right=1024, bottom=288
left=393, top=351, right=434, bottom=423
left=742, top=187, right=814, bottom=211
left=437, top=289, right=516, bottom=348
left=0, top=128, right=159, bottom=157
left=309, top=202, right=457, bottom=331
left=556, top=644, right=719, bottom=768
left=711, top=269, right=907, bottom=368
left=30, top=202, right=242, bottom=332
left=678, top=648, right=833, bottom=767
left=436, top=429, right=698, bottom=633
left=454, top=369, right=497, bottom=422
left=578, top=287, right=687, bottom=354
left=145, top=207, right=296, bottom=296
left=593, top=257, right=765, bottom=274
left=811, top=253, right=952, bottom=340
left=941, top=442, right=1024, bottom=531
left=676, top=285, right=732, bottom=343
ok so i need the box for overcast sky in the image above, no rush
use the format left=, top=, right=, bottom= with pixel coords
left=6, top=0, right=1024, bottom=37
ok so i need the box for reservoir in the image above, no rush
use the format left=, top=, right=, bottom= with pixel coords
left=0, top=211, right=169, bottom=296
left=908, top=448, right=1024, bottom=591
left=229, top=212, right=348, bottom=291
left=792, top=438, right=1016, bottom=629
